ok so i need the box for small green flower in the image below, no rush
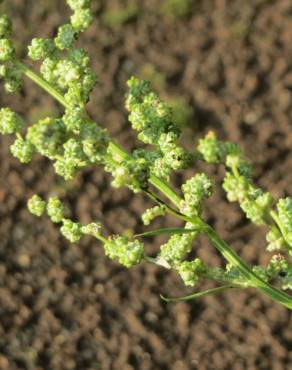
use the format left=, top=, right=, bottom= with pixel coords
left=56, top=59, right=81, bottom=89
left=0, top=14, right=12, bottom=38
left=159, top=222, right=199, bottom=263
left=0, top=107, right=23, bottom=134
left=71, top=8, right=93, bottom=31
left=55, top=24, right=77, bottom=50
left=266, top=228, right=286, bottom=252
left=27, top=195, right=46, bottom=217
left=63, top=107, right=87, bottom=132
left=177, top=259, right=206, bottom=287
left=66, top=0, right=91, bottom=10
left=28, top=38, right=56, bottom=61
left=81, top=222, right=103, bottom=237
left=0, top=38, right=15, bottom=62
left=61, top=219, right=83, bottom=242
left=40, top=57, right=59, bottom=85
left=142, top=205, right=166, bottom=225
left=104, top=235, right=144, bottom=268
left=10, top=135, right=35, bottom=163
left=69, top=48, right=89, bottom=68
left=180, top=173, right=214, bottom=216
left=197, top=131, right=239, bottom=164
left=47, top=196, right=65, bottom=223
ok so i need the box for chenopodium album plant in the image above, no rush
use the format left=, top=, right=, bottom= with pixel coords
left=1, top=0, right=292, bottom=308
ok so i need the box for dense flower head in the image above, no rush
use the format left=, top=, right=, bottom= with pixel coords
left=177, top=259, right=206, bottom=286
left=27, top=117, right=67, bottom=160
left=70, top=8, right=93, bottom=31
left=10, top=135, right=35, bottom=163
left=61, top=219, right=83, bottom=242
left=0, top=107, right=23, bottom=134
left=0, top=38, right=14, bottom=61
left=28, top=38, right=56, bottom=61
left=197, top=131, right=239, bottom=164
left=159, top=222, right=199, bottom=263
left=27, top=195, right=46, bottom=217
left=180, top=173, right=214, bottom=216
left=142, top=205, right=166, bottom=225
left=104, top=235, right=144, bottom=268
left=55, top=23, right=76, bottom=50
left=46, top=196, right=65, bottom=223
left=66, top=0, right=91, bottom=10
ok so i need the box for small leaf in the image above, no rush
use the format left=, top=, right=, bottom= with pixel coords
left=160, top=284, right=235, bottom=302
left=135, top=226, right=203, bottom=238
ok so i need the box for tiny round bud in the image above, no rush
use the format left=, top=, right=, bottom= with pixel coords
left=28, top=38, right=56, bottom=61
left=61, top=219, right=83, bottom=243
left=27, top=195, right=46, bottom=217
left=10, top=136, right=35, bottom=163
left=47, top=196, right=65, bottom=223
left=55, top=24, right=77, bottom=50
left=0, top=38, right=15, bottom=62
left=0, top=107, right=23, bottom=134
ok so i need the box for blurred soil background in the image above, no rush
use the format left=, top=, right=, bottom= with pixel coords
left=0, top=0, right=292, bottom=369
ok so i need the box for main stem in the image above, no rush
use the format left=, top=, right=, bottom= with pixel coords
left=19, top=62, right=292, bottom=309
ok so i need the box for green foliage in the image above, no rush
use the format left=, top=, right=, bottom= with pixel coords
left=1, top=0, right=292, bottom=309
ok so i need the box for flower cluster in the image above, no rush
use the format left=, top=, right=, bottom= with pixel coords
left=142, top=205, right=166, bottom=225
left=180, top=173, right=214, bottom=216
left=104, top=235, right=144, bottom=268
left=126, top=77, right=192, bottom=180
left=0, top=11, right=23, bottom=92
left=1, top=0, right=292, bottom=307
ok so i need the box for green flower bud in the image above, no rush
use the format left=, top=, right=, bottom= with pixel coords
left=197, top=131, right=239, bottom=164
left=69, top=48, right=89, bottom=68
left=56, top=59, right=81, bottom=89
left=180, top=173, right=214, bottom=216
left=104, top=235, right=144, bottom=268
left=142, top=205, right=166, bottom=226
left=66, top=0, right=91, bottom=10
left=177, top=259, right=206, bottom=287
left=277, top=197, right=292, bottom=231
left=27, top=117, right=67, bottom=160
left=47, top=196, right=65, bottom=223
left=55, top=24, right=77, bottom=50
left=0, top=107, right=23, bottom=134
left=10, top=135, right=35, bottom=163
left=28, top=38, right=56, bottom=61
left=54, top=158, right=78, bottom=180
left=81, top=222, right=103, bottom=237
left=0, top=14, right=12, bottom=38
left=70, top=8, right=93, bottom=31
left=40, top=57, right=59, bottom=85
left=63, top=107, right=87, bottom=132
left=266, top=228, right=286, bottom=252
left=159, top=223, right=199, bottom=263
left=0, top=38, right=15, bottom=62
left=27, top=195, right=46, bottom=217
left=60, top=219, right=83, bottom=242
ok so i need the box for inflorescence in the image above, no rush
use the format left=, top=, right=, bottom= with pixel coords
left=0, top=0, right=291, bottom=306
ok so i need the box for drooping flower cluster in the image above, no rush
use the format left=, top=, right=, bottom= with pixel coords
left=27, top=194, right=144, bottom=267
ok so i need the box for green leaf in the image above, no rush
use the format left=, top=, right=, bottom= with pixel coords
left=135, top=226, right=203, bottom=238
left=160, top=284, right=235, bottom=302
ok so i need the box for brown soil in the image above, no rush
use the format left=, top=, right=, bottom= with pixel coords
left=0, top=0, right=292, bottom=369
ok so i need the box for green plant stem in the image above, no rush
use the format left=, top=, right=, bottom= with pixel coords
left=161, top=284, right=236, bottom=302
left=20, top=62, right=292, bottom=309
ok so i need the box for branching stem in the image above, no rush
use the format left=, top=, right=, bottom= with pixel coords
left=20, top=62, right=292, bottom=309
